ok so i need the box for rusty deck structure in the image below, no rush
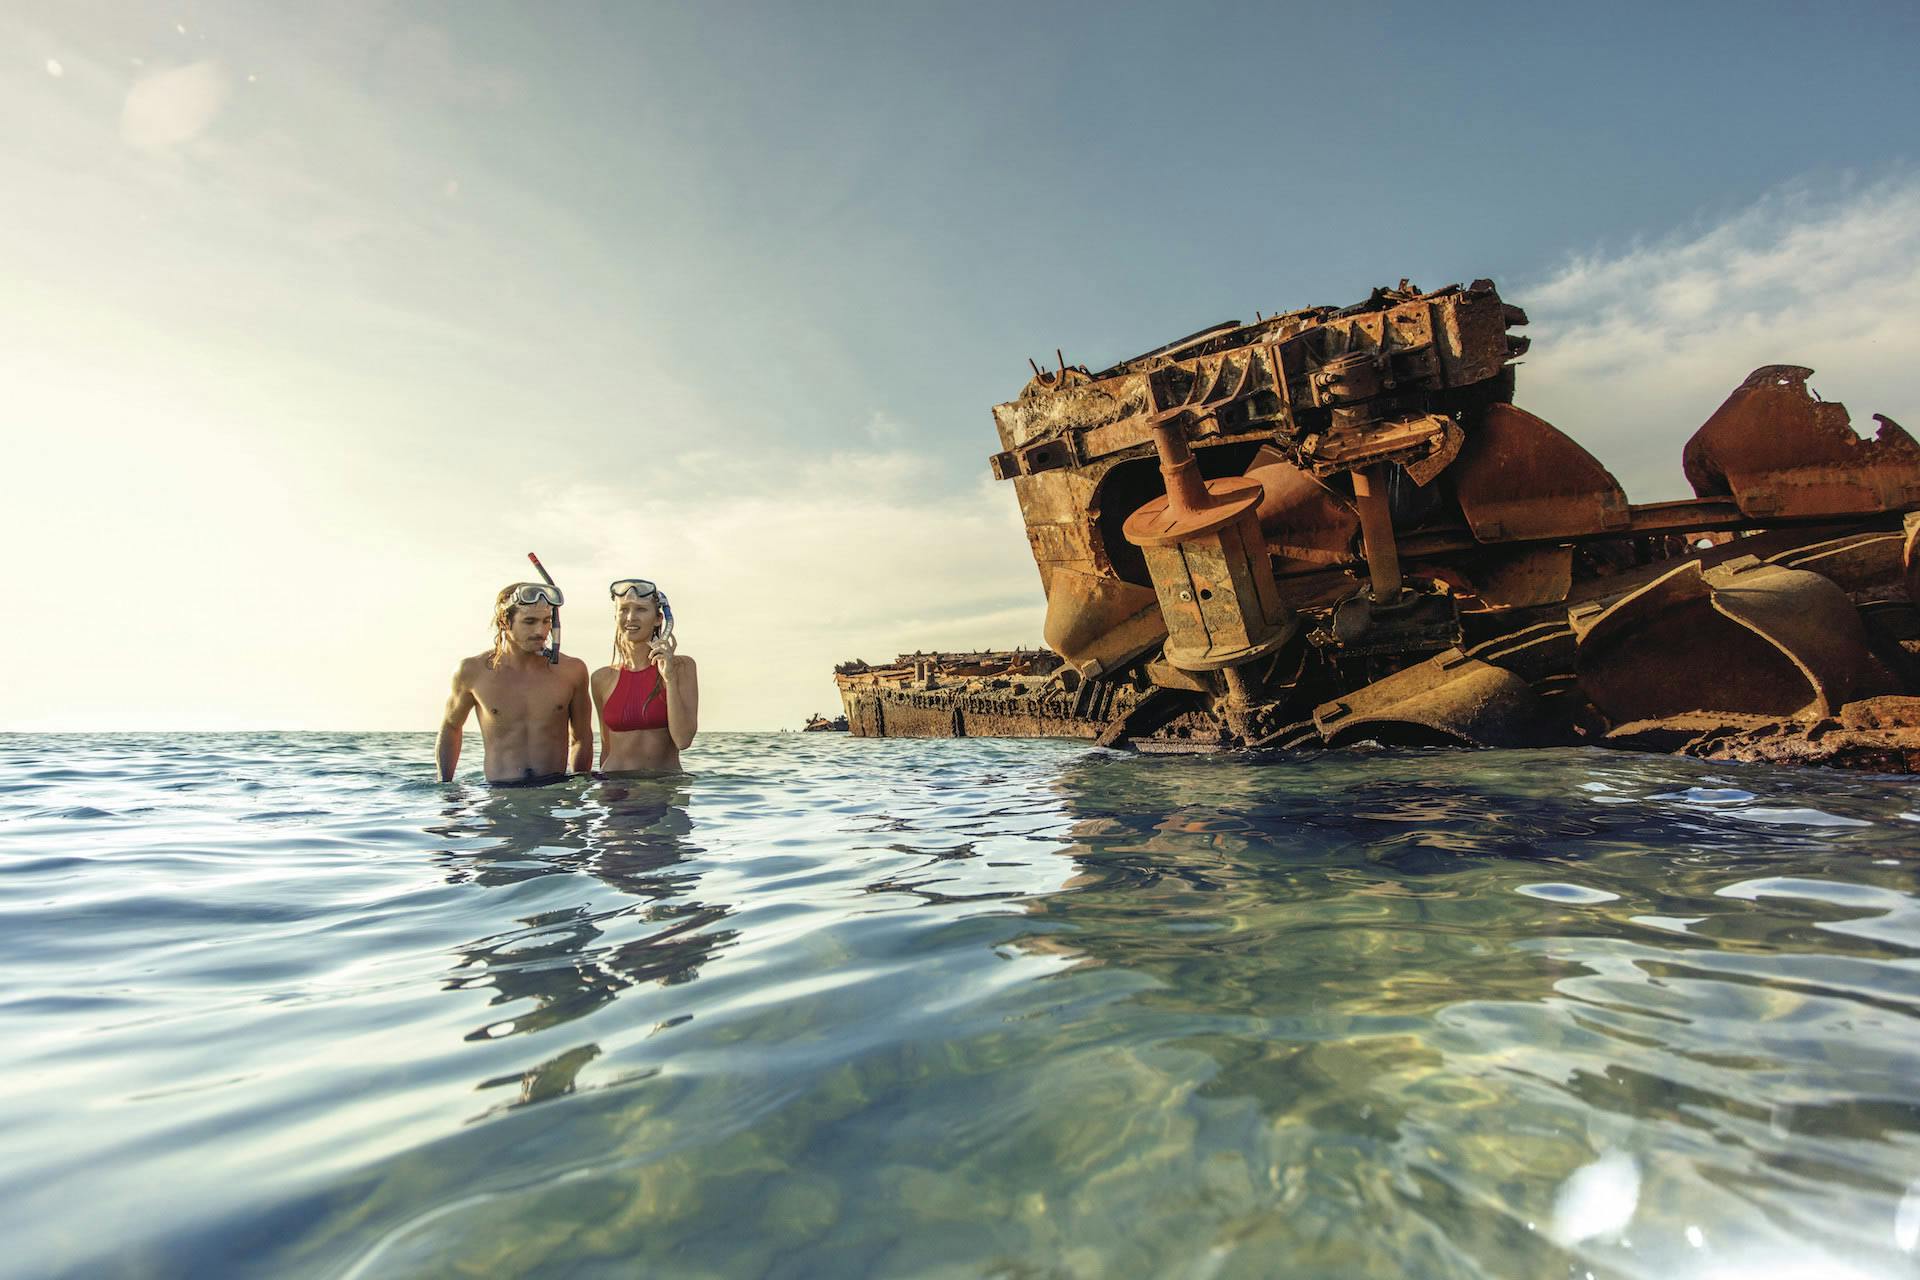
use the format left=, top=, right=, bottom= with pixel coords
left=835, top=281, right=1920, bottom=769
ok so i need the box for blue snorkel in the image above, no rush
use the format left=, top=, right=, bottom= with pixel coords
left=527, top=552, right=562, bottom=665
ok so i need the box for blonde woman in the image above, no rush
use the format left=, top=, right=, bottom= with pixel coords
left=591, top=579, right=699, bottom=772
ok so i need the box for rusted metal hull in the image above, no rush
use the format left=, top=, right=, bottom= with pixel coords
left=841, top=690, right=1108, bottom=740
left=836, top=649, right=1129, bottom=740
left=1683, top=697, right=1920, bottom=772
left=1684, top=366, right=1920, bottom=518
left=835, top=281, right=1920, bottom=771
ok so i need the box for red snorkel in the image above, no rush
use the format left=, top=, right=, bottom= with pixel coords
left=527, top=552, right=562, bottom=665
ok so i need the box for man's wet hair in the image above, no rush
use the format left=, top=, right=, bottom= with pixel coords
left=490, top=585, right=548, bottom=667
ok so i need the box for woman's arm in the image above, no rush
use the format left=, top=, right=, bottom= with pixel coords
left=660, top=654, right=699, bottom=751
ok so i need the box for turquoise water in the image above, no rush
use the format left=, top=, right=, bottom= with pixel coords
left=1, top=733, right=1917, bottom=1279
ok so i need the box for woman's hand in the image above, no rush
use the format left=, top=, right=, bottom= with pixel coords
left=648, top=630, right=679, bottom=680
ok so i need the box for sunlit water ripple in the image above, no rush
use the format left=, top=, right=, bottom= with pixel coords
left=1, top=732, right=1917, bottom=1278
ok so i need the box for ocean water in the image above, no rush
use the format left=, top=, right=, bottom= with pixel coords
left=1, top=733, right=1917, bottom=1279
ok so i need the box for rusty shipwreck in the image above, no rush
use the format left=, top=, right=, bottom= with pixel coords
left=835, top=280, right=1920, bottom=769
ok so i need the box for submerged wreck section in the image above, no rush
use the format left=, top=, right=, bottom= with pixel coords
left=835, top=282, right=1920, bottom=769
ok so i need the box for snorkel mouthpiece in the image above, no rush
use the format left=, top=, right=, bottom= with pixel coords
left=527, top=552, right=562, bottom=665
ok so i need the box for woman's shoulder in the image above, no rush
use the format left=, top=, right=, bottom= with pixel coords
left=590, top=665, right=621, bottom=692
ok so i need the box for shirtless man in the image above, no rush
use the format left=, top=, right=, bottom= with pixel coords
left=436, top=583, right=593, bottom=784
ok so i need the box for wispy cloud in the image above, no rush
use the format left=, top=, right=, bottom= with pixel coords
left=121, top=59, right=232, bottom=148
left=1515, top=175, right=1920, bottom=500
left=516, top=440, right=1045, bottom=730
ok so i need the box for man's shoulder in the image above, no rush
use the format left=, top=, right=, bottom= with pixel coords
left=454, top=652, right=494, bottom=682
left=557, top=654, right=592, bottom=681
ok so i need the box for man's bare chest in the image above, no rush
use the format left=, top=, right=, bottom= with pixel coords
left=473, top=670, right=571, bottom=724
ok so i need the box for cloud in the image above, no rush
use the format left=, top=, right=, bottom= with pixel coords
left=121, top=60, right=231, bottom=148
left=1513, top=175, right=1920, bottom=500
left=864, top=410, right=906, bottom=443
left=515, top=444, right=1046, bottom=730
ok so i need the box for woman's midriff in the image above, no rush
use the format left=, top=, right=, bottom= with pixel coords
left=600, top=728, right=680, bottom=774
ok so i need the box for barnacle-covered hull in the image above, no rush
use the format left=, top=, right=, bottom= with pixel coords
left=836, top=282, right=1920, bottom=769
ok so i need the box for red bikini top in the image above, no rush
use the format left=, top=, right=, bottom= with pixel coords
left=604, top=665, right=669, bottom=733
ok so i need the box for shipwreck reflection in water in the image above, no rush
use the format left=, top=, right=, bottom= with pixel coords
left=429, top=776, right=735, bottom=1110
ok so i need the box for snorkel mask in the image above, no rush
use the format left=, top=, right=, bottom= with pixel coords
left=525, top=552, right=563, bottom=664
left=506, top=582, right=562, bottom=608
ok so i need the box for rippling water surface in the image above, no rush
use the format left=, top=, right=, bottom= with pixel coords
left=2, top=732, right=1917, bottom=1278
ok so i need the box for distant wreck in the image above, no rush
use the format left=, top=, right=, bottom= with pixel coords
left=835, top=280, right=1920, bottom=770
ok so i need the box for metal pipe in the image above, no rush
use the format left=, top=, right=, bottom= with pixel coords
left=1221, top=663, right=1257, bottom=708
left=1149, top=418, right=1213, bottom=516
left=1349, top=466, right=1403, bottom=601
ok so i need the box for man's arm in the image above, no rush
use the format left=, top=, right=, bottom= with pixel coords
left=436, top=665, right=478, bottom=782
left=568, top=662, right=594, bottom=773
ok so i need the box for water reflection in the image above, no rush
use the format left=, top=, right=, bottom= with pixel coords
left=20, top=735, right=1913, bottom=1278
left=428, top=776, right=735, bottom=1112
left=1009, top=748, right=1920, bottom=1276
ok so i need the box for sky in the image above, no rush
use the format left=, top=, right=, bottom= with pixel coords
left=3, top=0, right=1918, bottom=732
